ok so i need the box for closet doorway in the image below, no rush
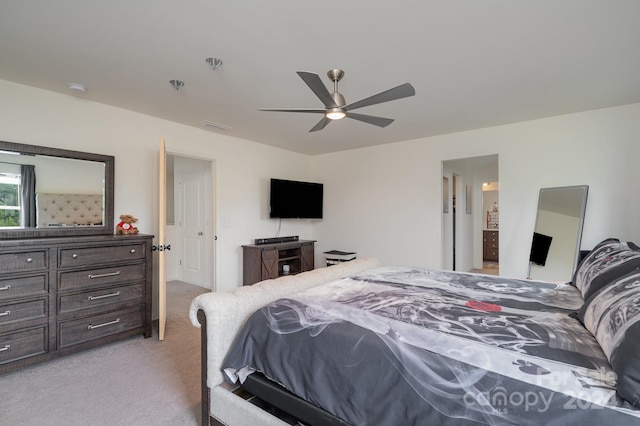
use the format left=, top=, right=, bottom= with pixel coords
left=165, top=154, right=216, bottom=290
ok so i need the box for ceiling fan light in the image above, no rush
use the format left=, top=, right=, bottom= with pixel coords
left=326, top=108, right=346, bottom=120
left=169, top=80, right=184, bottom=90
left=205, top=57, right=223, bottom=70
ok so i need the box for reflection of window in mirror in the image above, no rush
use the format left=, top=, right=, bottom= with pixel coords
left=0, top=164, right=21, bottom=227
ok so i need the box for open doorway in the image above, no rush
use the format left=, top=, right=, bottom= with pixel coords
left=480, top=181, right=499, bottom=275
left=442, top=155, right=498, bottom=274
left=165, top=154, right=216, bottom=301
left=452, top=174, right=458, bottom=271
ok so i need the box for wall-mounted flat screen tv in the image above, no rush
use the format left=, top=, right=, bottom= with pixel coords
left=270, top=178, right=323, bottom=219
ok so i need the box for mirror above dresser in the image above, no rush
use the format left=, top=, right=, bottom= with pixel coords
left=0, top=140, right=114, bottom=238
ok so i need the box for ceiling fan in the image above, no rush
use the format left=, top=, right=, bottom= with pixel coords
left=259, top=69, right=416, bottom=132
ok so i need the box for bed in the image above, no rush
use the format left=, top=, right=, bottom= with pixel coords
left=190, top=239, right=640, bottom=425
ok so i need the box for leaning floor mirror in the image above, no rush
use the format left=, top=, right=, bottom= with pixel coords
left=528, top=185, right=589, bottom=282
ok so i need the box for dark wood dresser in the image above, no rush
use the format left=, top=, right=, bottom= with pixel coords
left=483, top=230, right=499, bottom=262
left=0, top=234, right=153, bottom=374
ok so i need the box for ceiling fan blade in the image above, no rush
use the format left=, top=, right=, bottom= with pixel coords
left=297, top=71, right=338, bottom=109
left=346, top=112, right=394, bottom=128
left=309, top=117, right=332, bottom=132
left=258, top=108, right=325, bottom=113
left=344, top=82, right=415, bottom=111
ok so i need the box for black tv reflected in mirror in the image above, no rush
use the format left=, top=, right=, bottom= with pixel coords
left=530, top=232, right=553, bottom=266
left=270, top=178, right=323, bottom=219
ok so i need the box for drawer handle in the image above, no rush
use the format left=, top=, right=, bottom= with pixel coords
left=26, top=257, right=33, bottom=263
left=88, top=271, right=121, bottom=279
left=87, top=318, right=121, bottom=330
left=0, top=285, right=10, bottom=291
left=0, top=344, right=10, bottom=352
left=72, top=254, right=79, bottom=259
left=130, top=249, right=136, bottom=254
left=88, top=291, right=121, bottom=301
left=0, top=310, right=10, bottom=317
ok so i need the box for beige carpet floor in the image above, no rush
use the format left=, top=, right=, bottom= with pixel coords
left=0, top=281, right=209, bottom=426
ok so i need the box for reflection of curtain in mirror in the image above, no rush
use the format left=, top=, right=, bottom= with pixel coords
left=20, top=164, right=36, bottom=227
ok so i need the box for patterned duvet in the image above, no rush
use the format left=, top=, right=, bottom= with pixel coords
left=223, top=267, right=640, bottom=425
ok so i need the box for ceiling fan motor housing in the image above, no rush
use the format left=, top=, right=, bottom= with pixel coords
left=331, top=92, right=346, bottom=107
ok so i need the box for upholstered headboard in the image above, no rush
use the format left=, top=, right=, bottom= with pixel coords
left=36, top=193, right=103, bottom=227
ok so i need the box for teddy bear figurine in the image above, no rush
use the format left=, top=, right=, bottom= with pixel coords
left=116, top=214, right=139, bottom=235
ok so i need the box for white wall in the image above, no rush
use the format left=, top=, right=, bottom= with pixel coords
left=312, top=103, right=640, bottom=279
left=0, top=79, right=315, bottom=297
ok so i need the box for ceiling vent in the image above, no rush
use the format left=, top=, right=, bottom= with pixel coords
left=200, top=120, right=232, bottom=131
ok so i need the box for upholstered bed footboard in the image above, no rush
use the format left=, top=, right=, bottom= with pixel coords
left=189, top=258, right=380, bottom=426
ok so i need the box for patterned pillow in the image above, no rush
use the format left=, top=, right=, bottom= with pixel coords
left=572, top=238, right=640, bottom=300
left=578, top=269, right=640, bottom=406
left=571, top=238, right=619, bottom=286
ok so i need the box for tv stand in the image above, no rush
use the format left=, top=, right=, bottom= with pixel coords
left=242, top=240, right=315, bottom=285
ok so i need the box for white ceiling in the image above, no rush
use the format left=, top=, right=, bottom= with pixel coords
left=1, top=1, right=639, bottom=156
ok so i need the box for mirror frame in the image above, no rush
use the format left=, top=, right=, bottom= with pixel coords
left=0, top=140, right=114, bottom=239
left=528, top=185, right=589, bottom=281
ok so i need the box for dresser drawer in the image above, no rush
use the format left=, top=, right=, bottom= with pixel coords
left=59, top=283, right=143, bottom=315
left=484, top=249, right=499, bottom=261
left=0, top=250, right=47, bottom=273
left=0, top=298, right=47, bottom=327
left=0, top=326, right=47, bottom=365
left=59, top=263, right=145, bottom=292
left=0, top=274, right=48, bottom=301
left=58, top=306, right=143, bottom=348
left=483, top=234, right=498, bottom=243
left=59, top=244, right=146, bottom=268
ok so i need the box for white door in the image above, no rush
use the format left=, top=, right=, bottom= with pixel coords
left=157, top=137, right=167, bottom=340
left=179, top=168, right=208, bottom=285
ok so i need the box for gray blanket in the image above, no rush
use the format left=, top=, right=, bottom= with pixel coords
left=223, top=267, right=640, bottom=425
